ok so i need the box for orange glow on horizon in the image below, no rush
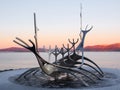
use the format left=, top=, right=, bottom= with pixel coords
left=0, top=28, right=120, bottom=49
left=0, top=37, right=120, bottom=49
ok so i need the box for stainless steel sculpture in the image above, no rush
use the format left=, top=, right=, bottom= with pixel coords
left=13, top=13, right=104, bottom=87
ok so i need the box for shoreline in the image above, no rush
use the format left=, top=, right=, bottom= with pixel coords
left=0, top=68, right=30, bottom=73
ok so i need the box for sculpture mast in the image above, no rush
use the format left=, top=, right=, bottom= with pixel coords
left=80, top=3, right=82, bottom=31
left=34, top=13, right=39, bottom=52
left=79, top=3, right=83, bottom=40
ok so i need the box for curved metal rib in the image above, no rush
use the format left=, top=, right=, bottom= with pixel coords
left=57, top=53, right=104, bottom=77
left=16, top=67, right=37, bottom=80
left=72, top=53, right=104, bottom=75
left=79, top=67, right=101, bottom=80
left=76, top=62, right=103, bottom=77
left=82, top=56, right=104, bottom=75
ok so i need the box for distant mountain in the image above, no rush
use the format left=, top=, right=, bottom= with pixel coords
left=84, top=43, right=120, bottom=51
left=0, top=47, right=29, bottom=52
left=0, top=43, right=120, bottom=52
left=0, top=47, right=47, bottom=52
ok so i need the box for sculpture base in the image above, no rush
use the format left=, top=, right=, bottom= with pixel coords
left=10, top=70, right=118, bottom=88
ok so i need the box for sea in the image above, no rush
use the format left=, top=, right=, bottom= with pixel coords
left=0, top=52, right=120, bottom=70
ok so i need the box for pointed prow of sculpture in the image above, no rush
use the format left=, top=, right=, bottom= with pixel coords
left=76, top=25, right=93, bottom=50
left=76, top=25, right=93, bottom=68
left=80, top=25, right=93, bottom=40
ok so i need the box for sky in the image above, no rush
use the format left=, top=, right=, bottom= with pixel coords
left=0, top=0, right=120, bottom=49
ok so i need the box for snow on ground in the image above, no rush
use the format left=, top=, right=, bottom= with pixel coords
left=0, top=68, right=120, bottom=90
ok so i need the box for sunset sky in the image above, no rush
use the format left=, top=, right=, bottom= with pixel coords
left=0, top=0, right=120, bottom=49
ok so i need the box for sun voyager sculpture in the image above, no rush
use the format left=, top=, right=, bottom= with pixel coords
left=13, top=12, right=104, bottom=88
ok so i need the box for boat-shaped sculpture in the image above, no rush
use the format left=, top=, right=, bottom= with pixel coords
left=13, top=13, right=104, bottom=87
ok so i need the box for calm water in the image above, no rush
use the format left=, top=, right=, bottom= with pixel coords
left=0, top=52, right=120, bottom=70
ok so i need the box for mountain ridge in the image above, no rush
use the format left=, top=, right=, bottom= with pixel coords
left=84, top=43, right=120, bottom=51
left=0, top=43, right=120, bottom=52
left=0, top=47, right=46, bottom=52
